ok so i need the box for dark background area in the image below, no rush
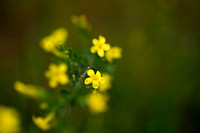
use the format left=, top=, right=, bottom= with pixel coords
left=0, top=0, right=200, bottom=132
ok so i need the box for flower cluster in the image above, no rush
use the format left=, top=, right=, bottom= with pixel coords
left=90, top=35, right=122, bottom=63
left=90, top=35, right=110, bottom=57
left=45, top=63, right=69, bottom=88
left=13, top=15, right=122, bottom=132
left=40, top=28, right=68, bottom=56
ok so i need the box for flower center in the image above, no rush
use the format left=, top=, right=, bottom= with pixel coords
left=54, top=71, right=60, bottom=77
left=92, top=75, right=98, bottom=80
left=98, top=44, right=103, bottom=49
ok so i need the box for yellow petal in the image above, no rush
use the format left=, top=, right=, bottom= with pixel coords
left=87, top=69, right=95, bottom=77
left=98, top=77, right=104, bottom=84
left=51, top=28, right=68, bottom=44
left=113, top=47, right=122, bottom=58
left=84, top=78, right=93, bottom=85
left=99, top=35, right=106, bottom=43
left=32, top=113, right=53, bottom=131
left=103, top=44, right=110, bottom=51
left=32, top=116, right=50, bottom=131
left=49, top=64, right=56, bottom=70
left=92, top=81, right=99, bottom=89
left=96, top=71, right=101, bottom=78
left=59, top=63, right=67, bottom=72
left=92, top=39, right=98, bottom=45
left=59, top=75, right=68, bottom=85
left=44, top=113, right=54, bottom=122
left=14, top=81, right=41, bottom=98
left=97, top=49, right=104, bottom=57
left=90, top=46, right=97, bottom=53
left=49, top=80, right=57, bottom=88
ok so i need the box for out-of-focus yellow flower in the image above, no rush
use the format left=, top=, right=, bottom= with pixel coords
left=105, top=46, right=122, bottom=63
left=99, top=73, right=112, bottom=92
left=45, top=63, right=68, bottom=88
left=86, top=93, right=108, bottom=114
left=84, top=69, right=104, bottom=89
left=40, top=28, right=68, bottom=56
left=51, top=28, right=68, bottom=44
left=14, top=81, right=45, bottom=99
left=0, top=105, right=20, bottom=133
left=90, top=35, right=110, bottom=57
left=71, top=14, right=92, bottom=30
left=32, top=113, right=54, bottom=131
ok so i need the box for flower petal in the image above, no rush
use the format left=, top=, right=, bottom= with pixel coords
left=98, top=77, right=105, bottom=84
left=49, top=64, right=56, bottom=71
left=96, top=71, right=101, bottom=78
left=49, top=80, right=57, bottom=88
left=92, top=81, right=99, bottom=89
left=99, top=35, right=105, bottom=43
left=87, top=69, right=95, bottom=77
left=59, top=63, right=67, bottom=72
left=84, top=78, right=93, bottom=85
left=90, top=46, right=97, bottom=53
left=92, top=39, right=98, bottom=45
left=59, top=75, right=68, bottom=85
left=97, top=49, right=104, bottom=57
left=103, top=44, right=110, bottom=51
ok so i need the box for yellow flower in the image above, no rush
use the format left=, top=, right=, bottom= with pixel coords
left=90, top=35, right=110, bottom=57
left=14, top=81, right=44, bottom=99
left=105, top=46, right=122, bottom=63
left=51, top=28, right=68, bottom=44
left=40, top=28, right=68, bottom=56
left=0, top=105, right=20, bottom=133
left=86, top=93, right=108, bottom=114
left=32, top=113, right=54, bottom=131
left=71, top=14, right=91, bottom=30
left=84, top=69, right=104, bottom=89
left=45, top=63, right=68, bottom=88
left=99, top=73, right=112, bottom=92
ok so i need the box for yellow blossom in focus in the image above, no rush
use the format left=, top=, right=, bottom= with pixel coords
left=71, top=14, right=92, bottom=30
left=0, top=105, right=20, bottom=133
left=84, top=69, right=104, bottom=89
left=14, top=81, right=44, bottom=99
left=99, top=73, right=112, bottom=92
left=86, top=93, right=108, bottom=114
left=45, top=63, right=68, bottom=88
left=40, top=28, right=68, bottom=56
left=90, top=35, right=110, bottom=57
left=105, top=46, right=122, bottom=63
left=32, top=113, right=54, bottom=131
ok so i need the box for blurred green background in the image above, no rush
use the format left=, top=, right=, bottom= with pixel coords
left=0, top=0, right=200, bottom=133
